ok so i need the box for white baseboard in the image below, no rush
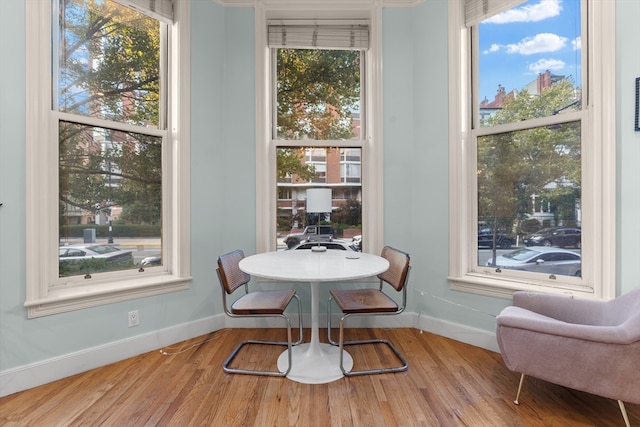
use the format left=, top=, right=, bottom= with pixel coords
left=0, top=315, right=226, bottom=398
left=0, top=312, right=498, bottom=397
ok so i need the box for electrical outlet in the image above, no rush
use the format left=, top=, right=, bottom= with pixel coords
left=128, top=310, right=139, bottom=327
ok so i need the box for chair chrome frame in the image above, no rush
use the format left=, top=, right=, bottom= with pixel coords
left=327, top=246, right=411, bottom=376
left=217, top=250, right=303, bottom=376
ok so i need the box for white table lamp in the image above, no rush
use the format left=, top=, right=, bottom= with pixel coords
left=306, top=188, right=332, bottom=252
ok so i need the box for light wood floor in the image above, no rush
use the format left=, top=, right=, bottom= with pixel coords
left=1, top=328, right=637, bottom=426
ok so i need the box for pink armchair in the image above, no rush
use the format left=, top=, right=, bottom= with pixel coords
left=496, top=289, right=640, bottom=426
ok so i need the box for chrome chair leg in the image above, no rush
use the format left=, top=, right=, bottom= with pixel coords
left=328, top=297, right=407, bottom=376
left=223, top=294, right=303, bottom=376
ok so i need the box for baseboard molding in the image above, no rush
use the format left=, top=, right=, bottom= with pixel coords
left=0, top=312, right=498, bottom=397
left=0, top=315, right=226, bottom=398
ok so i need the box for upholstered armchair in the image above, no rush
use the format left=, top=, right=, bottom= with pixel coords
left=496, top=289, right=640, bottom=426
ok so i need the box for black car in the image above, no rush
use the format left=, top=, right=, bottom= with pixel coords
left=522, top=227, right=581, bottom=248
left=478, top=228, right=514, bottom=249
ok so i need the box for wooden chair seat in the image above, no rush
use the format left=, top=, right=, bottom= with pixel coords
left=329, top=289, right=398, bottom=314
left=231, top=290, right=297, bottom=315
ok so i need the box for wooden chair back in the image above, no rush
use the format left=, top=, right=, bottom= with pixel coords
left=217, top=249, right=251, bottom=295
left=377, top=246, right=410, bottom=292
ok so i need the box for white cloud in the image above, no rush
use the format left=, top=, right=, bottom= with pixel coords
left=506, top=33, right=567, bottom=55
left=485, top=0, right=562, bottom=24
left=483, top=43, right=502, bottom=54
left=529, top=58, right=566, bottom=73
left=572, top=36, right=581, bottom=51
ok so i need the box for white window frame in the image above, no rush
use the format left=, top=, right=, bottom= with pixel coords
left=255, top=4, right=384, bottom=255
left=448, top=0, right=616, bottom=300
left=24, top=0, right=191, bottom=318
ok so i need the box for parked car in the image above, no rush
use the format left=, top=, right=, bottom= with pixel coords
left=486, top=246, right=581, bottom=277
left=351, top=235, right=362, bottom=251
left=289, top=240, right=359, bottom=252
left=522, top=227, right=581, bottom=248
left=477, top=228, right=514, bottom=249
left=139, top=256, right=161, bottom=267
left=283, top=225, right=336, bottom=248
left=59, top=244, right=134, bottom=263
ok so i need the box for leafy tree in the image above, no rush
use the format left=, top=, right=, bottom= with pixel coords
left=276, top=148, right=317, bottom=182
left=478, top=79, right=581, bottom=254
left=276, top=49, right=360, bottom=140
left=332, top=199, right=362, bottom=227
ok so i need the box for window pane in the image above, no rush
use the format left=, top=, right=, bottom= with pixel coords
left=59, top=121, right=162, bottom=277
left=477, top=122, right=581, bottom=277
left=276, top=147, right=362, bottom=250
left=57, top=0, right=161, bottom=127
left=477, top=0, right=581, bottom=127
left=275, top=49, right=361, bottom=140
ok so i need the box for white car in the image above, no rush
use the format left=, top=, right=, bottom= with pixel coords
left=289, top=240, right=359, bottom=252
left=59, top=244, right=134, bottom=264
left=486, top=246, right=581, bottom=277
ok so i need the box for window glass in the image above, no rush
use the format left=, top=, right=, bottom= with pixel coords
left=56, top=0, right=163, bottom=277
left=274, top=46, right=364, bottom=250
left=57, top=0, right=162, bottom=127
left=276, top=147, right=362, bottom=250
left=274, top=49, right=361, bottom=140
left=475, top=0, right=582, bottom=279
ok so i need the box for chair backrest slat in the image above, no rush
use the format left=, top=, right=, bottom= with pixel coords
left=217, top=250, right=251, bottom=294
left=377, top=246, right=410, bottom=292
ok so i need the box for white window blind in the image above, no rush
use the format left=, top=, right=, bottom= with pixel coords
left=113, top=0, right=173, bottom=23
left=465, top=0, right=526, bottom=27
left=268, top=21, right=369, bottom=50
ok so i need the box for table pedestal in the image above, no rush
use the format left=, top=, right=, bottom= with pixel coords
left=276, top=280, right=353, bottom=384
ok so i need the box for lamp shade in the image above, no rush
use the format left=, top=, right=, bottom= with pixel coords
left=306, top=188, right=332, bottom=213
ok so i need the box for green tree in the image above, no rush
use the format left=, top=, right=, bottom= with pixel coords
left=276, top=49, right=360, bottom=140
left=478, top=79, right=581, bottom=254
left=276, top=148, right=317, bottom=182
left=332, top=199, right=362, bottom=227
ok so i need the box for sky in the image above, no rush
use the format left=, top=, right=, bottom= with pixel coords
left=478, top=0, right=581, bottom=103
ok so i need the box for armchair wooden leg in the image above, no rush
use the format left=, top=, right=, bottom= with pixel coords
left=514, top=373, right=526, bottom=405
left=618, top=400, right=631, bottom=427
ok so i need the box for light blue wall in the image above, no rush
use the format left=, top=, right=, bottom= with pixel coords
left=616, top=0, right=640, bottom=295
left=1, top=0, right=638, bottom=378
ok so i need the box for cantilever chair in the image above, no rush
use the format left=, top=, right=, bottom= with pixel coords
left=328, top=245, right=411, bottom=376
left=217, top=249, right=303, bottom=376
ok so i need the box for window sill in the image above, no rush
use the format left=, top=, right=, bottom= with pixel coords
left=448, top=273, right=597, bottom=300
left=24, top=273, right=191, bottom=318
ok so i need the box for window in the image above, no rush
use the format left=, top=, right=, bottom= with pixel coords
left=448, top=0, right=615, bottom=299
left=257, top=11, right=383, bottom=254
left=25, top=0, right=190, bottom=317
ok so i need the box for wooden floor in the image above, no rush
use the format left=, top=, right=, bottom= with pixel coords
left=1, top=328, right=637, bottom=426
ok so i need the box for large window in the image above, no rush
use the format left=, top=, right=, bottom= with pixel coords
left=25, top=0, right=190, bottom=317
left=449, top=0, right=615, bottom=299
left=272, top=42, right=364, bottom=248
left=257, top=13, right=383, bottom=254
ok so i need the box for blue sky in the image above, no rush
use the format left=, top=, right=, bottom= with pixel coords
left=478, top=0, right=581, bottom=103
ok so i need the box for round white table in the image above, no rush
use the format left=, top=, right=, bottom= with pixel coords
left=238, top=250, right=389, bottom=384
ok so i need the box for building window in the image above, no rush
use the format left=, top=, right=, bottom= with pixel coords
left=25, top=0, right=190, bottom=317
left=448, top=0, right=615, bottom=299
left=261, top=15, right=381, bottom=252
left=341, top=148, right=362, bottom=184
